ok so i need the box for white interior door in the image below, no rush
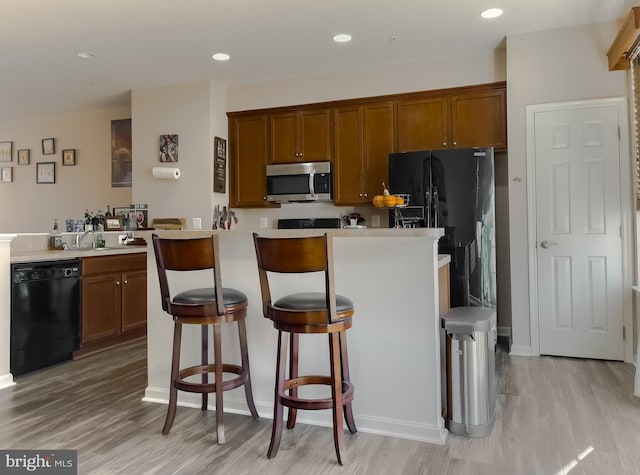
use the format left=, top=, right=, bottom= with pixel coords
left=533, top=104, right=624, bottom=360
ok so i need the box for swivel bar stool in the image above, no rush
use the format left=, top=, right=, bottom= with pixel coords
left=253, top=232, right=357, bottom=465
left=152, top=233, right=258, bottom=444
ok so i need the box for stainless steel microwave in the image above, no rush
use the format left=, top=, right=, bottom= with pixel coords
left=266, top=162, right=332, bottom=203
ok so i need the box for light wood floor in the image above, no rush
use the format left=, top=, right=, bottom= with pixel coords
left=1, top=338, right=639, bottom=475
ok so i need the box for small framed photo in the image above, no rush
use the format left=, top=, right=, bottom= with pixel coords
left=104, top=216, right=123, bottom=231
left=62, top=149, right=76, bottom=166
left=0, top=141, right=12, bottom=162
left=36, top=161, right=55, bottom=184
left=159, top=134, right=178, bottom=162
left=1, top=167, right=12, bottom=182
left=42, top=138, right=55, bottom=155
left=17, top=149, right=30, bottom=165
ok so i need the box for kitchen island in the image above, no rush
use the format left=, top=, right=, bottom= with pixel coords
left=142, top=228, right=448, bottom=444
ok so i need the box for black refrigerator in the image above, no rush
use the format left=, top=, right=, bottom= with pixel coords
left=388, top=148, right=496, bottom=309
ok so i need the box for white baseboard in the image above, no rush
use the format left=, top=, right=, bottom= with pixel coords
left=509, top=344, right=534, bottom=356
left=0, top=373, right=15, bottom=391
left=143, top=386, right=447, bottom=445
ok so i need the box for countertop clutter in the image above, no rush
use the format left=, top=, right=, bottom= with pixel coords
left=10, top=232, right=146, bottom=263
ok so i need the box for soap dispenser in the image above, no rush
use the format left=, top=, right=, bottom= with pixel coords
left=48, top=219, right=62, bottom=250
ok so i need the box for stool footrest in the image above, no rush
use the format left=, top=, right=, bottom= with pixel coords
left=175, top=363, right=247, bottom=394
left=280, top=376, right=354, bottom=411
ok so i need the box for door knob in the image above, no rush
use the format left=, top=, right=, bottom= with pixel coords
left=539, top=240, right=558, bottom=249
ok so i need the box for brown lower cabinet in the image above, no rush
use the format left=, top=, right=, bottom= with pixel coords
left=77, top=253, right=147, bottom=356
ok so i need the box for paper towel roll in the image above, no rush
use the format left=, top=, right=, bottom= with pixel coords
left=152, top=167, right=181, bottom=180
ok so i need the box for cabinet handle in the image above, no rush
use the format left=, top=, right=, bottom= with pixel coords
left=364, top=193, right=368, bottom=197
left=263, top=196, right=266, bottom=200
left=116, top=281, right=120, bottom=286
left=359, top=193, right=363, bottom=197
left=124, top=280, right=128, bottom=284
left=453, top=141, right=457, bottom=146
left=442, top=142, right=447, bottom=146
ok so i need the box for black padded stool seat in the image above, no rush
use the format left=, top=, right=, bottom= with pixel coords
left=253, top=233, right=357, bottom=465
left=152, top=233, right=258, bottom=445
left=274, top=292, right=353, bottom=312
left=174, top=288, right=248, bottom=306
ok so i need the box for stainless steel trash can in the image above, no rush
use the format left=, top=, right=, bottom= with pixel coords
left=442, top=306, right=496, bottom=437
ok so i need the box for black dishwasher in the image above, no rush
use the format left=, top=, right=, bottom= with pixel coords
left=11, top=259, right=81, bottom=376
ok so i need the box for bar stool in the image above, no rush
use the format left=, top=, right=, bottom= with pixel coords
left=152, top=233, right=258, bottom=444
left=252, top=232, right=357, bottom=465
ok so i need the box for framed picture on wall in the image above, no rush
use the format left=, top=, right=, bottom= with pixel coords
left=42, top=138, right=55, bottom=155
left=0, top=141, right=12, bottom=162
left=62, top=149, right=76, bottom=166
left=17, top=149, right=30, bottom=165
left=111, top=118, right=132, bottom=188
left=1, top=167, right=12, bottom=182
left=213, top=136, right=226, bottom=193
left=36, top=161, right=55, bottom=184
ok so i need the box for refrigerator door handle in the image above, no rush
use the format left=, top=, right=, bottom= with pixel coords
left=425, top=188, right=432, bottom=227
left=432, top=187, right=439, bottom=228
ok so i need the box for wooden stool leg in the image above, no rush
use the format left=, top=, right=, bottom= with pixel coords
left=339, top=330, right=357, bottom=434
left=329, top=332, right=346, bottom=465
left=201, top=325, right=209, bottom=411
left=268, top=330, right=287, bottom=459
left=213, top=323, right=225, bottom=444
left=238, top=318, right=259, bottom=419
left=163, top=322, right=182, bottom=435
left=286, top=332, right=299, bottom=429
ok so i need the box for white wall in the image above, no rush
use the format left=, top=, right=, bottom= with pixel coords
left=506, top=22, right=630, bottom=354
left=0, top=107, right=132, bottom=233
left=227, top=49, right=505, bottom=111
left=131, top=80, right=228, bottom=230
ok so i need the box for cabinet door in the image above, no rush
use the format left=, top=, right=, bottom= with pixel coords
left=229, top=114, right=269, bottom=207
left=299, top=109, right=331, bottom=162
left=333, top=106, right=363, bottom=205
left=363, top=102, right=394, bottom=200
left=82, top=273, right=121, bottom=343
left=396, top=97, right=450, bottom=152
left=121, top=270, right=147, bottom=333
left=451, top=88, right=506, bottom=149
left=269, top=112, right=298, bottom=163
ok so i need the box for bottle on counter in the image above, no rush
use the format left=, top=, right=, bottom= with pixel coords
left=48, top=219, right=63, bottom=250
left=105, top=205, right=112, bottom=217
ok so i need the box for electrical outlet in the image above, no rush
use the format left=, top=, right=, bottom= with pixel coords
left=192, top=217, right=202, bottom=229
left=372, top=215, right=381, bottom=227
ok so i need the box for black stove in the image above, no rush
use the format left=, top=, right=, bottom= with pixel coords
left=277, top=218, right=341, bottom=229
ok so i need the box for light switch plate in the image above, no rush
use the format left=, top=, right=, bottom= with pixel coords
left=192, top=217, right=202, bottom=229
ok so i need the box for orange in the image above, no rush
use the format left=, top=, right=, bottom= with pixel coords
left=383, top=195, right=397, bottom=207
left=372, top=195, right=385, bottom=208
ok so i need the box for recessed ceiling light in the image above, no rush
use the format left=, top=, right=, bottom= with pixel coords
left=76, top=51, right=95, bottom=59
left=212, top=53, right=230, bottom=61
left=480, top=8, right=503, bottom=19
left=333, top=34, right=352, bottom=43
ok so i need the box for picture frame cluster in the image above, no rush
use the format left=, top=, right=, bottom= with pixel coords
left=0, top=136, right=79, bottom=184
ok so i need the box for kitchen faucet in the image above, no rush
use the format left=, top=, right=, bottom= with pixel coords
left=74, top=229, right=96, bottom=248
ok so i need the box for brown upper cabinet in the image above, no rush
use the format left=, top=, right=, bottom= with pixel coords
left=229, top=113, right=269, bottom=207
left=227, top=82, right=506, bottom=208
left=396, top=83, right=506, bottom=152
left=333, top=102, right=394, bottom=205
left=269, top=108, right=332, bottom=163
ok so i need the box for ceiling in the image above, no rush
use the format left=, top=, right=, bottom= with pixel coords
left=1, top=0, right=635, bottom=122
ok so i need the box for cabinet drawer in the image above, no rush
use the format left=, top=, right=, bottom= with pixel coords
left=82, top=253, right=146, bottom=275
